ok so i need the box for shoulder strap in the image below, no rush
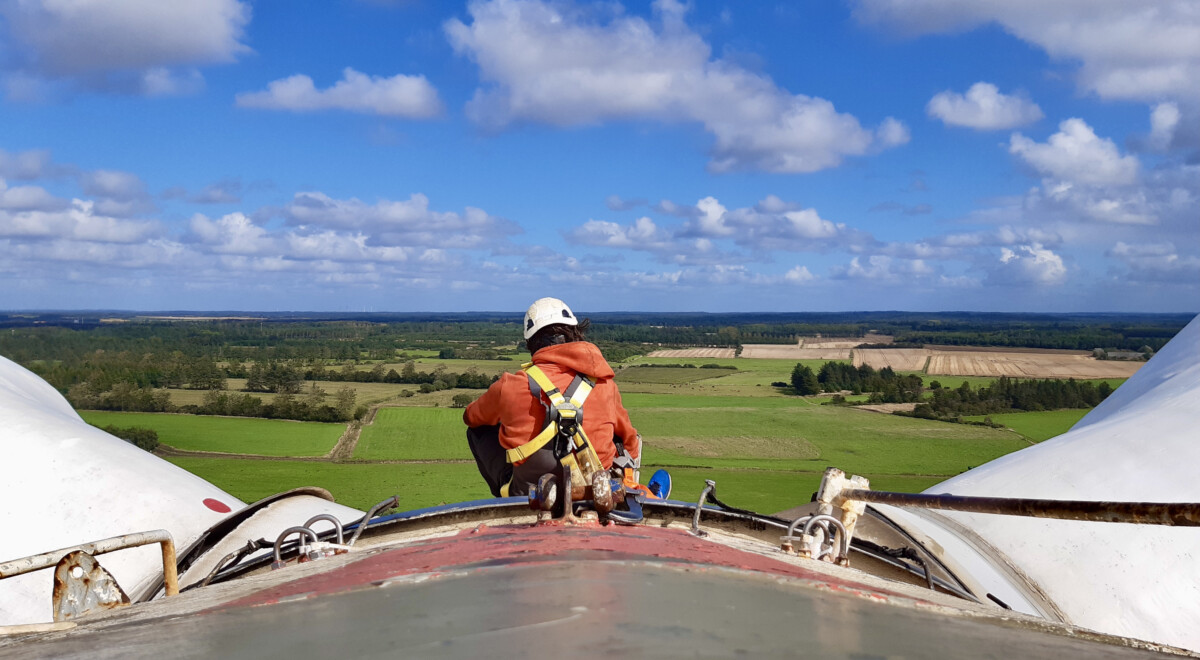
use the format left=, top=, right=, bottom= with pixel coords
left=505, top=364, right=595, bottom=464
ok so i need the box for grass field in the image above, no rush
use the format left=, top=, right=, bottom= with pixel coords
left=166, top=457, right=489, bottom=511
left=80, top=411, right=343, bottom=457
left=964, top=409, right=1091, bottom=443
left=355, top=407, right=473, bottom=461
left=142, top=349, right=1119, bottom=517
left=616, top=366, right=737, bottom=385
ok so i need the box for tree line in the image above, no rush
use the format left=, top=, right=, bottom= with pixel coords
left=902, top=377, right=1113, bottom=421
left=789, top=362, right=924, bottom=403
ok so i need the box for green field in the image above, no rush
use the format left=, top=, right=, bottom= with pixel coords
left=616, top=366, right=738, bottom=385
left=80, top=411, right=343, bottom=457
left=355, top=407, right=473, bottom=460
left=965, top=408, right=1091, bottom=443
left=166, top=457, right=489, bottom=511
left=135, top=351, right=1115, bottom=517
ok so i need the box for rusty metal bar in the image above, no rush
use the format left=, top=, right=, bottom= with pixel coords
left=837, top=490, right=1200, bottom=527
left=0, top=530, right=179, bottom=597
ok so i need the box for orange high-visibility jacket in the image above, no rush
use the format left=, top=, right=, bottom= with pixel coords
left=463, top=341, right=640, bottom=468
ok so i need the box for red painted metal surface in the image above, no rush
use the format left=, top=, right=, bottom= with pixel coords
left=215, top=523, right=926, bottom=612
left=203, top=499, right=232, bottom=514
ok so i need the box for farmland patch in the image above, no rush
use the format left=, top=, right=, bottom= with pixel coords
left=79, top=411, right=342, bottom=457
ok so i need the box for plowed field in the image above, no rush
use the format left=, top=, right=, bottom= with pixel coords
left=926, top=352, right=1142, bottom=379
left=799, top=334, right=892, bottom=349
left=739, top=344, right=850, bottom=360
left=854, top=348, right=930, bottom=372
left=645, top=348, right=737, bottom=358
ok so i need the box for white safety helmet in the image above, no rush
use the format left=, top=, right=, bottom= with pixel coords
left=524, top=297, right=578, bottom=339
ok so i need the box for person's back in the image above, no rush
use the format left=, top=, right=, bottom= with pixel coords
left=463, top=297, right=640, bottom=496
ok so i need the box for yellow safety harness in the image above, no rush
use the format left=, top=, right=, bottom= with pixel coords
left=500, top=362, right=606, bottom=496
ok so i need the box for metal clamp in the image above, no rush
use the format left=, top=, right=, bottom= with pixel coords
left=802, top=515, right=849, bottom=564
left=780, top=515, right=813, bottom=553
left=271, top=527, right=320, bottom=569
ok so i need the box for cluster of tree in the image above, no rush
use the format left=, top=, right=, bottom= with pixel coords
left=68, top=381, right=173, bottom=412
left=67, top=380, right=365, bottom=423
left=245, top=360, right=303, bottom=393
left=181, top=385, right=366, bottom=422
left=789, top=362, right=924, bottom=403
left=26, top=350, right=226, bottom=393
left=93, top=424, right=159, bottom=452
left=303, top=361, right=497, bottom=389
left=902, top=377, right=1113, bottom=420
left=437, top=347, right=513, bottom=360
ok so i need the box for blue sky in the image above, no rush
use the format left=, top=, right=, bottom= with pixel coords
left=0, top=0, right=1196, bottom=313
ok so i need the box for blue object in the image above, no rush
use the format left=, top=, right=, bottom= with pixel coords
left=648, top=469, right=672, bottom=500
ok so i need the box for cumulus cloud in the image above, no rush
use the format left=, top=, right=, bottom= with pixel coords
left=80, top=170, right=147, bottom=201
left=0, top=179, right=68, bottom=212
left=0, top=199, right=161, bottom=243
left=853, top=0, right=1200, bottom=103
left=0, top=0, right=250, bottom=94
left=989, top=243, right=1067, bottom=285
left=1108, top=241, right=1200, bottom=283
left=1145, top=102, right=1182, bottom=152
left=236, top=68, right=443, bottom=118
left=0, top=149, right=62, bottom=180
left=281, top=191, right=521, bottom=250
left=830, top=255, right=935, bottom=283
left=927, top=82, right=1043, bottom=130
left=784, top=265, right=816, bottom=284
left=568, top=217, right=672, bottom=249
left=1010, top=118, right=1140, bottom=186
left=445, top=0, right=907, bottom=173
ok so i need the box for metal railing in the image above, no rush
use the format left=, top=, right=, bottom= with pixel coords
left=0, top=529, right=179, bottom=597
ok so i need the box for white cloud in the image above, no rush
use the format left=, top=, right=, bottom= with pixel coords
left=927, top=82, right=1043, bottom=130
left=853, top=0, right=1200, bottom=103
left=281, top=191, right=519, bottom=248
left=990, top=243, right=1067, bottom=285
left=80, top=169, right=147, bottom=200
left=569, top=217, right=671, bottom=249
left=569, top=194, right=862, bottom=262
left=0, top=179, right=67, bottom=212
left=1010, top=119, right=1139, bottom=186
left=0, top=149, right=59, bottom=180
left=446, top=0, right=906, bottom=173
left=236, top=68, right=443, bottom=118
left=1108, top=241, right=1200, bottom=283
left=0, top=0, right=250, bottom=94
left=784, top=265, right=816, bottom=284
left=681, top=197, right=733, bottom=237
left=1147, top=102, right=1181, bottom=152
left=830, top=255, right=935, bottom=283
left=0, top=199, right=161, bottom=243
left=189, top=212, right=272, bottom=254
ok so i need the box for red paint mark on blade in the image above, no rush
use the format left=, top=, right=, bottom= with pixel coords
left=203, top=498, right=232, bottom=513
left=212, top=524, right=926, bottom=613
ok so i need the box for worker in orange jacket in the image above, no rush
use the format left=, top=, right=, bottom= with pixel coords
left=464, top=297, right=641, bottom=497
